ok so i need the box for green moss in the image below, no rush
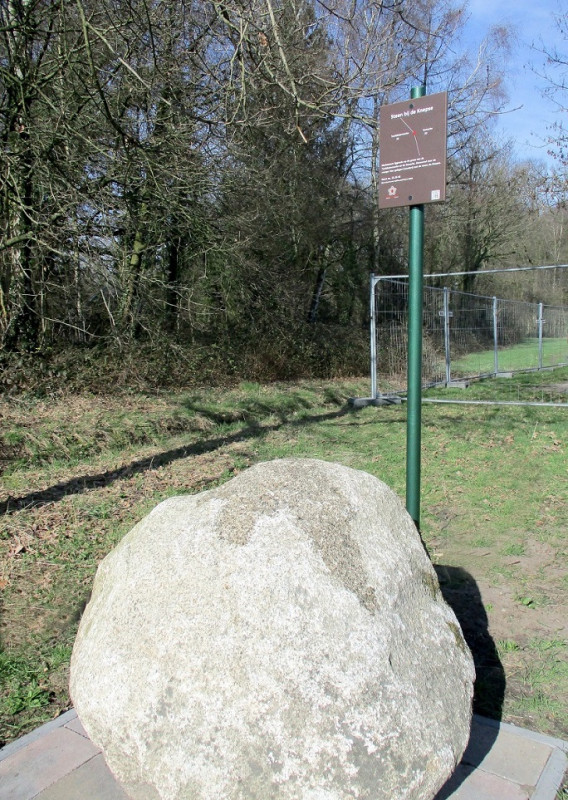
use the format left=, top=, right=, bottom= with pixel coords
left=421, top=570, right=441, bottom=600
left=447, top=621, right=469, bottom=655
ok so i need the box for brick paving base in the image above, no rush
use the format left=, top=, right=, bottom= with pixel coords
left=1, top=711, right=566, bottom=800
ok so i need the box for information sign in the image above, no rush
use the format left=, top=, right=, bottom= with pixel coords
left=379, top=91, right=447, bottom=208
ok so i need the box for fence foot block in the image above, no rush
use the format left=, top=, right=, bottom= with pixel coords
left=348, top=396, right=402, bottom=408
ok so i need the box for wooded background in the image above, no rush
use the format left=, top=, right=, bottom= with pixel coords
left=2, top=0, right=568, bottom=387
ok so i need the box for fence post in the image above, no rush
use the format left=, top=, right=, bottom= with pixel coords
left=370, top=275, right=377, bottom=398
left=405, top=85, right=427, bottom=530
left=407, top=205, right=424, bottom=528
left=443, top=286, right=451, bottom=385
left=492, top=296, right=499, bottom=375
left=538, top=302, right=544, bottom=370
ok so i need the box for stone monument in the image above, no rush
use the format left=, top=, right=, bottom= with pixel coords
left=70, top=458, right=474, bottom=800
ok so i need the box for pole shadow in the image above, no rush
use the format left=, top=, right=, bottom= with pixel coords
left=0, top=404, right=406, bottom=517
left=433, top=565, right=506, bottom=799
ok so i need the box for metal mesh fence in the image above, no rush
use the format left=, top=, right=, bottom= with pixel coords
left=371, top=277, right=568, bottom=395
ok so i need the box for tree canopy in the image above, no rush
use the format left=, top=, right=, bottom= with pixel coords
left=1, top=0, right=566, bottom=382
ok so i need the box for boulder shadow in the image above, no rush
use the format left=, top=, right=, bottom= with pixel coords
left=433, top=565, right=506, bottom=799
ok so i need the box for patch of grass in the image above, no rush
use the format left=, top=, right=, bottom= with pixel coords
left=0, top=640, right=75, bottom=743
left=451, top=337, right=567, bottom=376
left=502, top=543, right=526, bottom=557
left=0, top=369, right=566, bottom=744
left=517, top=595, right=537, bottom=608
left=427, top=364, right=568, bottom=405
left=472, top=536, right=493, bottom=548
left=498, top=639, right=521, bottom=653
left=529, top=638, right=567, bottom=653
left=489, top=565, right=516, bottom=581
left=505, top=637, right=568, bottom=736
left=0, top=652, right=50, bottom=715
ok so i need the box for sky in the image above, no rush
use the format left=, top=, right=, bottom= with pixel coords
left=462, top=0, right=566, bottom=169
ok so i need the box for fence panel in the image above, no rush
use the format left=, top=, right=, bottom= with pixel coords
left=371, top=277, right=568, bottom=395
left=542, top=306, right=568, bottom=367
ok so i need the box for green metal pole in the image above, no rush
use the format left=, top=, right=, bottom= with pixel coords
left=406, top=85, right=426, bottom=529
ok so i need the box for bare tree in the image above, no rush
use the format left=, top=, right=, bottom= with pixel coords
left=538, top=7, right=568, bottom=167
left=0, top=0, right=521, bottom=375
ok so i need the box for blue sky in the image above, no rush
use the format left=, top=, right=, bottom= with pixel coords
left=462, top=0, right=566, bottom=168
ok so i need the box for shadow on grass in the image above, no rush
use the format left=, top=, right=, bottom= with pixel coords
left=434, top=565, right=506, bottom=799
left=181, top=393, right=317, bottom=425
left=0, top=404, right=404, bottom=515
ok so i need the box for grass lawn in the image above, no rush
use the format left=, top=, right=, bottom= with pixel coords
left=451, top=337, right=568, bottom=377
left=1, top=370, right=567, bottom=748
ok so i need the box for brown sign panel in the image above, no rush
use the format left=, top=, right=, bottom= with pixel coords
left=379, top=91, right=447, bottom=209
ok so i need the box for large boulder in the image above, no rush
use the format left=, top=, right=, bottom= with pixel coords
left=70, top=458, right=474, bottom=800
